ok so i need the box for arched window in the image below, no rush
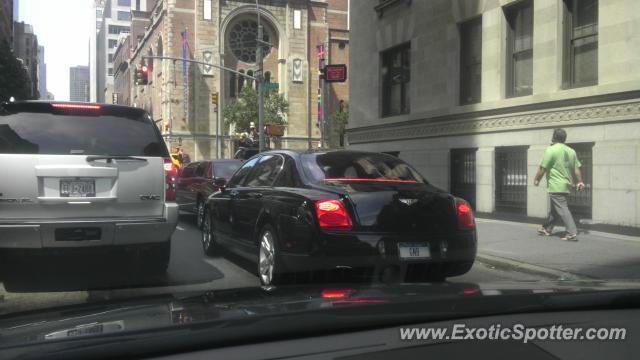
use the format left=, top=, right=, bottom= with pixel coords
left=264, top=71, right=271, bottom=84
left=230, top=72, right=237, bottom=98
left=228, top=18, right=271, bottom=63
left=247, top=70, right=254, bottom=89
left=238, top=69, right=245, bottom=92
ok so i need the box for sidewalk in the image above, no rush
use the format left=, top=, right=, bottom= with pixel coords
left=475, top=218, right=640, bottom=280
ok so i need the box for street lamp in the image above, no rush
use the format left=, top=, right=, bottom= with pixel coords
left=255, top=0, right=273, bottom=153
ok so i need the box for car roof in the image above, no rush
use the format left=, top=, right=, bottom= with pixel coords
left=259, top=149, right=385, bottom=158
left=2, top=100, right=147, bottom=112
left=190, top=159, right=242, bottom=163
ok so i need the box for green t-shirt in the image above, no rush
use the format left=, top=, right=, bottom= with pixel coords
left=540, top=143, right=581, bottom=193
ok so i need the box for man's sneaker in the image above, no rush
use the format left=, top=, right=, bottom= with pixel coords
left=560, top=233, right=578, bottom=241
left=537, top=228, right=552, bottom=236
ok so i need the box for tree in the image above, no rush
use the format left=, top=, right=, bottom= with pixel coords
left=222, top=86, right=288, bottom=134
left=330, top=101, right=349, bottom=147
left=0, top=42, right=33, bottom=102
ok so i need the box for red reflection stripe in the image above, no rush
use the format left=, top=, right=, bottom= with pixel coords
left=323, top=178, right=417, bottom=184
left=331, top=299, right=388, bottom=305
left=321, top=289, right=355, bottom=298
left=52, top=103, right=101, bottom=110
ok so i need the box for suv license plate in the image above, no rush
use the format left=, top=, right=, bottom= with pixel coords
left=398, top=242, right=431, bottom=260
left=60, top=179, right=96, bottom=197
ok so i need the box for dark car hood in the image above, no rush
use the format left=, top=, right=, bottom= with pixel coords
left=2, top=280, right=640, bottom=358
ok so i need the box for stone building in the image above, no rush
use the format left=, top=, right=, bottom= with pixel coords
left=348, top=0, right=640, bottom=228
left=127, top=0, right=349, bottom=159
left=94, top=0, right=135, bottom=103
left=38, top=45, right=47, bottom=100
left=69, top=66, right=90, bottom=102
left=113, top=5, right=153, bottom=106
left=0, top=0, right=13, bottom=47
left=12, top=21, right=39, bottom=99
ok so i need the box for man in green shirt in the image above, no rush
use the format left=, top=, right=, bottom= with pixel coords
left=533, top=129, right=585, bottom=241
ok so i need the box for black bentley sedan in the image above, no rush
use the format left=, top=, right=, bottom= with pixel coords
left=202, top=150, right=477, bottom=285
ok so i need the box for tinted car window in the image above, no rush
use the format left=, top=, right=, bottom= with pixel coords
left=0, top=107, right=167, bottom=156
left=213, top=161, right=242, bottom=179
left=300, top=152, right=427, bottom=183
left=181, top=163, right=198, bottom=178
left=274, top=157, right=304, bottom=188
left=245, top=155, right=284, bottom=187
left=195, top=162, right=208, bottom=177
left=227, top=157, right=260, bottom=187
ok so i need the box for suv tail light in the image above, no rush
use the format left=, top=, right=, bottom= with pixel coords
left=164, top=158, right=177, bottom=201
left=456, top=199, right=475, bottom=230
left=316, top=199, right=352, bottom=231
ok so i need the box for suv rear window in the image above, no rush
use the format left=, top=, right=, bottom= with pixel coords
left=300, top=152, right=427, bottom=184
left=213, top=161, right=241, bottom=179
left=0, top=104, right=168, bottom=157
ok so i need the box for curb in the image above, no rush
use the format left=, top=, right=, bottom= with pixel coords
left=475, top=218, right=640, bottom=243
left=476, top=253, right=594, bottom=281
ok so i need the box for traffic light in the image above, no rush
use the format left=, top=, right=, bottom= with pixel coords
left=134, top=68, right=142, bottom=85
left=140, top=65, right=149, bottom=85
left=133, top=66, right=148, bottom=86
left=134, top=65, right=149, bottom=85
left=211, top=92, right=218, bottom=105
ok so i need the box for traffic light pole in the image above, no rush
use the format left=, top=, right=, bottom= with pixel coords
left=257, top=24, right=266, bottom=153
left=142, top=56, right=257, bottom=81
left=255, top=0, right=266, bottom=153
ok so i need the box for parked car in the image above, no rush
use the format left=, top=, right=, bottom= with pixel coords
left=176, top=159, right=242, bottom=227
left=233, top=146, right=261, bottom=161
left=0, top=101, right=179, bottom=273
left=202, top=150, right=477, bottom=285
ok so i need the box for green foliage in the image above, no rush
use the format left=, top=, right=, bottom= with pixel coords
left=222, top=86, right=288, bottom=133
left=0, top=42, right=33, bottom=102
left=330, top=101, right=349, bottom=136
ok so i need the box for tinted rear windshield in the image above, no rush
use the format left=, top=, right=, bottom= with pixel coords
left=0, top=105, right=168, bottom=156
left=300, top=152, right=427, bottom=184
left=214, top=162, right=241, bottom=179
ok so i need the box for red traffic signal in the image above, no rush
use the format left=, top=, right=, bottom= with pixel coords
left=324, top=64, right=347, bottom=82
left=135, top=65, right=149, bottom=85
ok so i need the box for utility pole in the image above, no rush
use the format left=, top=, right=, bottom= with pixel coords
left=256, top=0, right=266, bottom=152
left=318, top=44, right=326, bottom=148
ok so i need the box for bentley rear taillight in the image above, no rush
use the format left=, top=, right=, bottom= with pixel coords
left=316, top=199, right=352, bottom=231
left=456, top=200, right=475, bottom=230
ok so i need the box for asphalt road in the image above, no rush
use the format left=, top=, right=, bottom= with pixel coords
left=0, top=214, right=543, bottom=315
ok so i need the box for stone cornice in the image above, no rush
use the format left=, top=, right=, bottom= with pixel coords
left=347, top=99, right=640, bottom=144
left=375, top=0, right=412, bottom=18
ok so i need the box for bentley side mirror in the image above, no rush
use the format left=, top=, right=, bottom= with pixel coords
left=213, top=177, right=227, bottom=188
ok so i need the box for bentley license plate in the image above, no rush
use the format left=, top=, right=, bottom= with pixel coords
left=398, top=242, right=431, bottom=260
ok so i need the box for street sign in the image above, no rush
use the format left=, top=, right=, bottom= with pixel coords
left=265, top=82, right=279, bottom=92
left=211, top=92, right=218, bottom=105
left=202, top=51, right=214, bottom=77
left=324, top=64, right=347, bottom=82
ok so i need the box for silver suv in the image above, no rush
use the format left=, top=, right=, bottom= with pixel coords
left=0, top=101, right=178, bottom=273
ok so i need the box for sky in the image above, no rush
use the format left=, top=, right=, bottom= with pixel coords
left=19, top=0, right=92, bottom=101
